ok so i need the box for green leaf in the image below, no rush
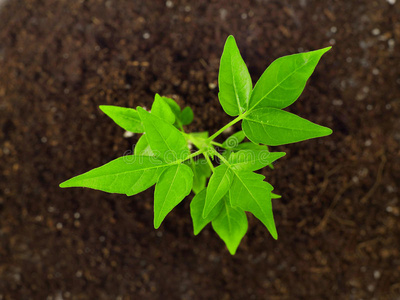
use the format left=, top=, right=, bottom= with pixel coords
left=233, top=142, right=269, bottom=151
left=99, top=105, right=143, bottom=133
left=249, top=47, right=331, bottom=110
left=59, top=156, right=166, bottom=196
left=151, top=94, right=175, bottom=125
left=218, top=35, right=252, bottom=116
left=222, top=131, right=245, bottom=149
left=162, top=96, right=181, bottom=116
left=271, top=193, right=281, bottom=199
left=212, top=198, right=248, bottom=255
left=190, top=189, right=223, bottom=235
left=203, top=164, right=234, bottom=218
left=154, top=164, right=193, bottom=228
left=137, top=107, right=189, bottom=162
left=180, top=107, right=194, bottom=125
left=229, top=171, right=277, bottom=239
left=242, top=107, right=332, bottom=146
left=229, top=150, right=286, bottom=171
left=134, top=134, right=154, bottom=156
left=191, top=159, right=212, bottom=194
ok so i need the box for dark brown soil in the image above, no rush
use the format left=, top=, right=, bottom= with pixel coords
left=1, top=0, right=399, bottom=299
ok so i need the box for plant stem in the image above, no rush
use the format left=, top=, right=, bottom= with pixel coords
left=203, top=152, right=215, bottom=172
left=211, top=141, right=225, bottom=148
left=212, top=149, right=230, bottom=166
left=180, top=149, right=203, bottom=163
left=207, top=114, right=244, bottom=142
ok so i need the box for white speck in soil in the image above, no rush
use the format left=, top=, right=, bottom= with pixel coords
left=123, top=131, right=134, bottom=138
left=372, top=28, right=381, bottom=36
left=388, top=39, right=395, bottom=51
left=208, top=82, right=217, bottom=89
left=373, top=270, right=381, bottom=279
left=165, top=0, right=173, bottom=8
left=367, top=284, right=375, bottom=292
left=219, top=8, right=227, bottom=21
left=143, top=32, right=150, bottom=39
left=333, top=99, right=343, bottom=106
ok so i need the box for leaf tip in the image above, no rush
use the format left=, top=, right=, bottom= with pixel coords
left=270, top=228, right=278, bottom=240
left=228, top=249, right=237, bottom=255
left=153, top=219, right=161, bottom=229
left=136, top=106, right=146, bottom=114
left=59, top=179, right=71, bottom=188
left=99, top=105, right=110, bottom=114
left=226, top=34, right=235, bottom=42
left=321, top=126, right=333, bottom=136
left=326, top=127, right=333, bottom=135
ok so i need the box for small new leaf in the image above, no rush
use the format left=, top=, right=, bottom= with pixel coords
left=180, top=107, right=194, bottom=125
left=242, top=107, right=333, bottom=146
left=249, top=47, right=331, bottom=110
left=212, top=198, right=248, bottom=255
left=151, top=94, right=175, bottom=125
left=154, top=164, right=193, bottom=229
left=191, top=158, right=212, bottom=194
left=218, top=35, right=252, bottom=116
left=137, top=107, right=189, bottom=161
left=203, top=164, right=234, bottom=218
left=99, top=105, right=143, bottom=133
left=222, top=131, right=246, bottom=149
left=162, top=96, right=181, bottom=116
left=190, top=189, right=224, bottom=235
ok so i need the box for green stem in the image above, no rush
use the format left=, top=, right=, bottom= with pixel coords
left=207, top=114, right=245, bottom=142
left=211, top=141, right=225, bottom=148
left=203, top=152, right=215, bottom=171
left=179, top=149, right=203, bottom=163
left=212, top=149, right=230, bottom=166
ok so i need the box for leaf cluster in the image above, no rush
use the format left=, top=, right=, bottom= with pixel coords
left=60, top=36, right=332, bottom=254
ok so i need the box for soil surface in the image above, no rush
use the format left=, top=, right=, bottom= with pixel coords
left=1, top=0, right=400, bottom=299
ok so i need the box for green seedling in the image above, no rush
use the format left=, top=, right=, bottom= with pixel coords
left=60, top=35, right=332, bottom=254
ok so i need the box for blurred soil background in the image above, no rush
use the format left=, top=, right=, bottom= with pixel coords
left=0, top=0, right=399, bottom=299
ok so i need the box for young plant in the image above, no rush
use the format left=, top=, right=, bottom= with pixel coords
left=60, top=35, right=332, bottom=255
